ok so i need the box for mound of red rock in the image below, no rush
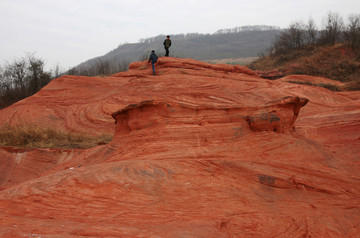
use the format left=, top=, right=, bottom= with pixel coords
left=0, top=57, right=359, bottom=237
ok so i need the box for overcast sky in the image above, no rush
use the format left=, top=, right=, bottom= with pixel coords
left=0, top=0, right=358, bottom=70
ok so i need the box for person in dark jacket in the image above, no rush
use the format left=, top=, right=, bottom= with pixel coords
left=163, top=35, right=171, bottom=57
left=148, top=50, right=158, bottom=75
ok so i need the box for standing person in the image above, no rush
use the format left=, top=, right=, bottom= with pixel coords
left=148, top=50, right=158, bottom=75
left=163, top=35, right=172, bottom=57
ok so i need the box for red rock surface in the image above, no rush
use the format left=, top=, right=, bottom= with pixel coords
left=0, top=57, right=359, bottom=237
left=278, top=74, right=345, bottom=87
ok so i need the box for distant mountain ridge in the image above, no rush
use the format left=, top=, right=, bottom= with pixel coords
left=72, top=25, right=281, bottom=75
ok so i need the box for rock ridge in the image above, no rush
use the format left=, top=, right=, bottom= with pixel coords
left=126, top=57, right=259, bottom=77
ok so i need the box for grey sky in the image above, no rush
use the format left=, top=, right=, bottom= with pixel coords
left=0, top=0, right=358, bottom=70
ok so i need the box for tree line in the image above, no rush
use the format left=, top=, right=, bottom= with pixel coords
left=214, top=25, right=280, bottom=34
left=268, top=12, right=360, bottom=56
left=0, top=53, right=131, bottom=108
left=67, top=58, right=129, bottom=76
left=0, top=54, right=63, bottom=109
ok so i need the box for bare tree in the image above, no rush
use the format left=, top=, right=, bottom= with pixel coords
left=0, top=65, right=6, bottom=94
left=305, top=17, right=318, bottom=45
left=289, top=21, right=306, bottom=48
left=27, top=54, right=52, bottom=93
left=0, top=53, right=55, bottom=108
left=272, top=21, right=306, bottom=55
left=319, top=11, right=344, bottom=45
left=3, top=57, right=28, bottom=95
left=67, top=67, right=79, bottom=75
left=113, top=60, right=130, bottom=73
left=96, top=59, right=110, bottom=76
left=344, top=14, right=360, bottom=49
left=52, top=63, right=65, bottom=79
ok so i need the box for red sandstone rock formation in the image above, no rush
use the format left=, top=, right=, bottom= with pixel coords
left=0, top=57, right=359, bottom=237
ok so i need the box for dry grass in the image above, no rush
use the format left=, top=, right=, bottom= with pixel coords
left=298, top=45, right=360, bottom=82
left=248, top=44, right=360, bottom=90
left=208, top=57, right=259, bottom=65
left=0, top=124, right=113, bottom=149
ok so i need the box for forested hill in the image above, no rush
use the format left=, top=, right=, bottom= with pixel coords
left=72, top=25, right=280, bottom=75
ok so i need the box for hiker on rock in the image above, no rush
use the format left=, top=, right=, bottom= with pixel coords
left=148, top=50, right=158, bottom=75
left=163, top=35, right=172, bottom=57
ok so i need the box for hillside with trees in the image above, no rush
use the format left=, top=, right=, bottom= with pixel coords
left=249, top=12, right=360, bottom=90
left=70, top=25, right=280, bottom=76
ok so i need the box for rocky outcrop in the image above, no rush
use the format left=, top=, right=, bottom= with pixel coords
left=111, top=96, right=308, bottom=137
left=0, top=57, right=359, bottom=237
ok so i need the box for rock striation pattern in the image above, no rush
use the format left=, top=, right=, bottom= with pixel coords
left=0, top=57, right=359, bottom=237
left=111, top=97, right=309, bottom=135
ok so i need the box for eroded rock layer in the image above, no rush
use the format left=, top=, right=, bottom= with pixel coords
left=0, top=57, right=359, bottom=237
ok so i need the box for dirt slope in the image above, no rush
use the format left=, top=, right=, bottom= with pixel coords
left=0, top=58, right=359, bottom=237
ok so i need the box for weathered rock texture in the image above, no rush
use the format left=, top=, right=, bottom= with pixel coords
left=0, top=58, right=359, bottom=237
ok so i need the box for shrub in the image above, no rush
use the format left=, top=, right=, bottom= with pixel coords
left=344, top=14, right=360, bottom=49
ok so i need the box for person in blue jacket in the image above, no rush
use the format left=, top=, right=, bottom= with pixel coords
left=148, top=50, right=158, bottom=75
